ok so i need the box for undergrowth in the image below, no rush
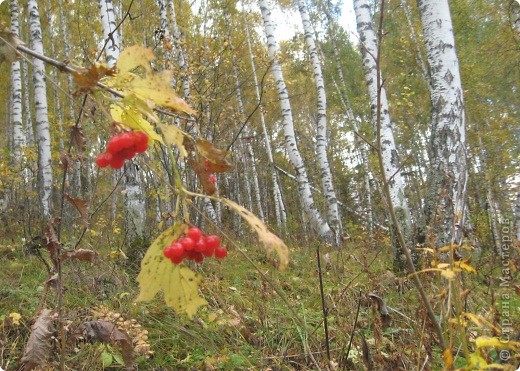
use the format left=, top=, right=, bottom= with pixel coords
left=0, top=225, right=518, bottom=370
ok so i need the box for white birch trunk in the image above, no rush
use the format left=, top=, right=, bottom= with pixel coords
left=98, top=0, right=120, bottom=68
left=29, top=0, right=53, bottom=219
left=297, top=0, right=341, bottom=243
left=11, top=0, right=26, bottom=173
left=259, top=0, right=332, bottom=241
left=511, top=0, right=520, bottom=36
left=355, top=0, right=413, bottom=267
left=244, top=17, right=286, bottom=230
left=515, top=191, right=520, bottom=242
left=22, top=59, right=34, bottom=145
left=417, top=0, right=468, bottom=247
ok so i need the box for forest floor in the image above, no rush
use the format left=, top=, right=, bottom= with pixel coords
left=0, top=226, right=518, bottom=370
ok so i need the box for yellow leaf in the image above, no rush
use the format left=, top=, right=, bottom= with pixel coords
left=111, top=105, right=163, bottom=143
left=442, top=348, right=453, bottom=369
left=220, top=198, right=289, bottom=269
left=440, top=269, right=457, bottom=280
left=467, top=353, right=488, bottom=369
left=476, top=336, right=520, bottom=350
left=462, top=313, right=499, bottom=331
left=9, top=312, right=21, bottom=326
left=135, top=224, right=207, bottom=317
left=158, top=123, right=188, bottom=158
left=116, top=45, right=155, bottom=75
left=455, top=261, right=476, bottom=273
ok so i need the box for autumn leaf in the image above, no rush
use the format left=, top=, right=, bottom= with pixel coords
left=111, top=104, right=163, bottom=144
left=188, top=156, right=217, bottom=195
left=220, top=198, right=289, bottom=269
left=194, top=139, right=233, bottom=173
left=60, top=249, right=97, bottom=263
left=77, top=321, right=135, bottom=370
left=71, top=62, right=116, bottom=93
left=106, top=45, right=196, bottom=116
left=475, top=336, right=520, bottom=350
left=70, top=126, right=87, bottom=154
left=135, top=224, right=207, bottom=317
left=158, top=123, right=188, bottom=157
left=20, top=309, right=54, bottom=370
left=64, top=193, right=89, bottom=226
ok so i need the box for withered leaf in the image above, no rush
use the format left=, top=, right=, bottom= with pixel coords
left=195, top=139, right=233, bottom=173
left=72, top=62, right=117, bottom=93
left=188, top=156, right=216, bottom=195
left=220, top=198, right=289, bottom=269
left=71, top=126, right=87, bottom=154
left=64, top=193, right=89, bottom=226
left=60, top=249, right=97, bottom=263
left=77, top=321, right=135, bottom=370
left=20, top=309, right=55, bottom=370
left=59, top=150, right=72, bottom=170
left=45, top=218, right=62, bottom=262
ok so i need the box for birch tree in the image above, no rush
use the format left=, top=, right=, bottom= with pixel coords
left=417, top=0, right=468, bottom=248
left=259, top=0, right=332, bottom=241
left=297, top=0, right=341, bottom=242
left=28, top=0, right=53, bottom=219
left=10, top=0, right=26, bottom=174
left=354, top=0, right=412, bottom=266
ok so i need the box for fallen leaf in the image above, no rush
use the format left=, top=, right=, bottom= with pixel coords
left=220, top=198, right=289, bottom=269
left=20, top=309, right=54, bottom=370
left=77, top=321, right=135, bottom=370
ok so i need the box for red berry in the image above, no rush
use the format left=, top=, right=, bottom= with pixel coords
left=205, top=235, right=220, bottom=250
left=109, top=155, right=125, bottom=169
left=214, top=247, right=228, bottom=259
left=194, top=239, right=206, bottom=253
left=132, top=131, right=149, bottom=145
left=119, top=132, right=135, bottom=149
left=179, top=237, right=195, bottom=251
left=134, top=141, right=148, bottom=153
left=186, top=250, right=204, bottom=263
left=119, top=147, right=137, bottom=160
left=96, top=152, right=112, bottom=168
left=169, top=242, right=185, bottom=257
left=187, top=227, right=203, bottom=242
left=170, top=254, right=185, bottom=264
left=107, top=136, right=125, bottom=154
left=208, top=174, right=217, bottom=184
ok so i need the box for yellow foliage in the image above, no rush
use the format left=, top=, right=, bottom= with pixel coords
left=135, top=224, right=207, bottom=318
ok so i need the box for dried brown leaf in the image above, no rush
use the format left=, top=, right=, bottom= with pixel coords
left=71, top=126, right=87, bottom=154
left=64, top=194, right=89, bottom=226
left=20, top=309, right=55, bottom=370
left=195, top=139, right=233, bottom=173
left=45, top=218, right=61, bottom=262
left=77, top=321, right=135, bottom=370
left=188, top=156, right=216, bottom=195
left=60, top=249, right=97, bottom=263
left=72, top=62, right=116, bottom=93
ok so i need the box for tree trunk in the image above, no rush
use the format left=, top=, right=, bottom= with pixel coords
left=10, top=0, right=26, bottom=174
left=297, top=0, right=341, bottom=243
left=354, top=0, right=412, bottom=269
left=259, top=0, right=332, bottom=242
left=417, top=0, right=468, bottom=248
left=29, top=0, right=53, bottom=219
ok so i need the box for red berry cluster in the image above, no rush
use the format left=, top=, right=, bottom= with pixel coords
left=163, top=227, right=228, bottom=264
left=96, top=131, right=149, bottom=169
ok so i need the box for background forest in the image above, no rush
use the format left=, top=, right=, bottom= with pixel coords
left=0, top=0, right=519, bottom=369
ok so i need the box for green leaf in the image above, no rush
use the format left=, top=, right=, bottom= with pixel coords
left=100, top=348, right=113, bottom=368
left=135, top=224, right=207, bottom=318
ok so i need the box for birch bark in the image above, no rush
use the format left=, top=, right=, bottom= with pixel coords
left=354, top=0, right=412, bottom=266
left=11, top=0, right=26, bottom=173
left=29, top=0, right=53, bottom=219
left=297, top=0, right=341, bottom=243
left=259, top=0, right=332, bottom=241
left=417, top=0, right=468, bottom=247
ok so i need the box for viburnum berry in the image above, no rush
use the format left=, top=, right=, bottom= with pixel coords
left=205, top=235, right=220, bottom=250
left=187, top=227, right=203, bottom=242
left=186, top=250, right=204, bottom=263
left=214, top=247, right=228, bottom=259
left=109, top=155, right=125, bottom=169
left=208, top=174, right=217, bottom=184
left=193, top=239, right=206, bottom=253
left=96, top=152, right=112, bottom=168
left=179, top=237, right=195, bottom=251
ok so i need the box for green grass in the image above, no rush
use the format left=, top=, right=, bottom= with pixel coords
left=1, top=231, right=518, bottom=370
